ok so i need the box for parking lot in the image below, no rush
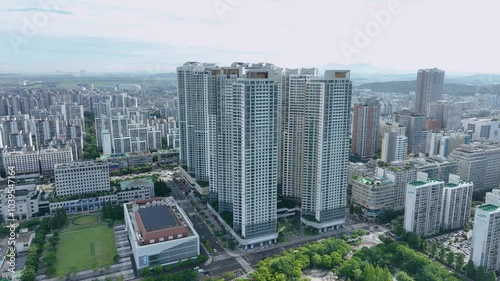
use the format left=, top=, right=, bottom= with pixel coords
left=427, top=230, right=471, bottom=260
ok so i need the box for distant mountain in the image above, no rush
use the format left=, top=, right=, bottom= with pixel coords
left=445, top=74, right=500, bottom=86
left=355, top=80, right=500, bottom=95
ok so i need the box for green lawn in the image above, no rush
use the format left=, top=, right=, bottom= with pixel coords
left=56, top=223, right=117, bottom=276
left=72, top=215, right=98, bottom=225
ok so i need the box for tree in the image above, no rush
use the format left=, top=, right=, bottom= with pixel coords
left=455, top=253, right=464, bottom=271
left=20, top=268, right=36, bottom=281
left=475, top=265, right=486, bottom=281
left=466, top=260, right=475, bottom=278
left=322, top=254, right=332, bottom=268
left=486, top=271, right=496, bottom=281
left=311, top=254, right=322, bottom=267
left=429, top=243, right=437, bottom=258
left=438, top=247, right=446, bottom=262
left=396, top=271, right=414, bottom=281
left=446, top=251, right=455, bottom=267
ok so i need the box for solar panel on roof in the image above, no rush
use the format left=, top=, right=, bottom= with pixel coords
left=138, top=205, right=177, bottom=231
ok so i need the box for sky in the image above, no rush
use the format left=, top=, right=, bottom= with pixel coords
left=0, top=0, right=499, bottom=74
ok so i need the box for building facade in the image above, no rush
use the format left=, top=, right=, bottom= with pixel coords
left=415, top=68, right=445, bottom=117
left=351, top=176, right=395, bottom=220
left=404, top=178, right=444, bottom=237
left=351, top=97, right=379, bottom=159
left=471, top=204, right=500, bottom=272
left=54, top=160, right=110, bottom=196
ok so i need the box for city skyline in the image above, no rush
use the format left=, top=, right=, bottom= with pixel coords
left=1, top=0, right=500, bottom=73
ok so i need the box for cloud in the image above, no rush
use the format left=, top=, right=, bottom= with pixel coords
left=7, top=8, right=74, bottom=15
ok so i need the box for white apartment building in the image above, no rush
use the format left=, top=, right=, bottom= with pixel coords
left=290, top=70, right=352, bottom=232
left=54, top=160, right=110, bottom=196
left=404, top=177, right=445, bottom=237
left=213, top=63, right=279, bottom=247
left=39, top=147, right=73, bottom=176
left=177, top=63, right=213, bottom=182
left=471, top=204, right=500, bottom=272
left=440, top=175, right=473, bottom=230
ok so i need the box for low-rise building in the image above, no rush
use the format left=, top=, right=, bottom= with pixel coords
left=118, top=178, right=155, bottom=203
left=15, top=229, right=34, bottom=253
left=0, top=184, right=41, bottom=222
left=157, top=150, right=179, bottom=166
left=101, top=153, right=129, bottom=171
left=351, top=176, right=395, bottom=220
left=124, top=197, right=199, bottom=269
left=485, top=188, right=500, bottom=205
left=127, top=151, right=153, bottom=169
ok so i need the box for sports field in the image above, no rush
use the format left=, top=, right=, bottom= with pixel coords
left=55, top=219, right=117, bottom=276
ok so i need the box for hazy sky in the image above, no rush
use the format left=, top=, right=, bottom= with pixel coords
left=0, top=0, right=499, bottom=73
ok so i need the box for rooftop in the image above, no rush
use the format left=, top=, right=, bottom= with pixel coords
left=55, top=160, right=107, bottom=169
left=355, top=176, right=392, bottom=186
left=17, top=232, right=32, bottom=244
left=138, top=205, right=178, bottom=232
left=478, top=204, right=500, bottom=212
left=120, top=178, right=154, bottom=189
left=127, top=151, right=152, bottom=157
left=408, top=179, right=442, bottom=186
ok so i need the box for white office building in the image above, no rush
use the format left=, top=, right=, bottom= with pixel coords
left=376, top=163, right=417, bottom=211
left=39, top=147, right=73, bottom=176
left=448, top=143, right=500, bottom=191
left=2, top=149, right=39, bottom=176
left=54, top=160, right=110, bottom=196
left=462, top=118, right=500, bottom=142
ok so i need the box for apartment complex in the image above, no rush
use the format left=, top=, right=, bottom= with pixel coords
left=177, top=62, right=352, bottom=247
left=404, top=174, right=472, bottom=236
left=54, top=160, right=110, bottom=196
